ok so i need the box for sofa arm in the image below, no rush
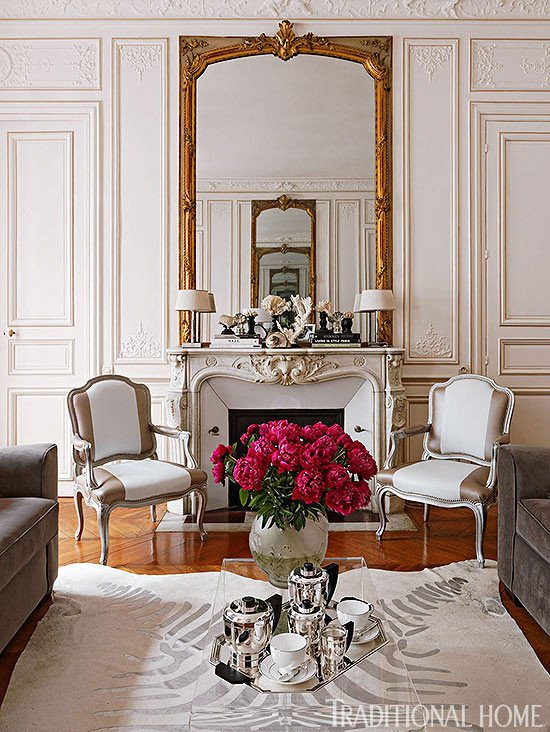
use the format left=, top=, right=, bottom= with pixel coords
left=0, top=444, right=58, bottom=501
left=496, top=444, right=550, bottom=590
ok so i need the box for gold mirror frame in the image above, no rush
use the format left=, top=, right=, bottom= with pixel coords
left=179, top=21, right=392, bottom=343
left=251, top=195, right=316, bottom=307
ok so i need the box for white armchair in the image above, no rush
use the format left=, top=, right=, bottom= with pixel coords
left=375, top=374, right=514, bottom=566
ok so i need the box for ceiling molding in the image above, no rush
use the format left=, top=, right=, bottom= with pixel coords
left=197, top=178, right=375, bottom=193
left=3, top=0, right=550, bottom=19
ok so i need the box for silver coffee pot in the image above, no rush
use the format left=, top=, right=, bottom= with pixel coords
left=288, top=562, right=339, bottom=610
left=223, top=595, right=282, bottom=677
left=287, top=599, right=325, bottom=656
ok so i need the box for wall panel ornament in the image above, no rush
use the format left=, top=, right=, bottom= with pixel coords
left=472, top=39, right=550, bottom=90
left=411, top=45, right=451, bottom=82
left=5, top=0, right=550, bottom=18
left=0, top=39, right=100, bottom=89
left=410, top=322, right=452, bottom=359
left=119, top=321, right=162, bottom=359
left=120, top=44, right=162, bottom=80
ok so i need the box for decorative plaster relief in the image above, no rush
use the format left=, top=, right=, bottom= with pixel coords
left=120, top=44, right=161, bottom=81
left=235, top=353, right=339, bottom=385
left=472, top=39, right=550, bottom=90
left=0, top=39, right=99, bottom=89
left=197, top=178, right=375, bottom=193
left=119, top=321, right=162, bottom=359
left=4, top=0, right=550, bottom=18
left=410, top=322, right=452, bottom=359
left=411, top=45, right=452, bottom=82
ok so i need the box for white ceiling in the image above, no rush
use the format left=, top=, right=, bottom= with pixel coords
left=197, top=54, right=375, bottom=180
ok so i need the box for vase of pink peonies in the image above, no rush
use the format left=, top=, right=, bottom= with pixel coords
left=210, top=420, right=377, bottom=587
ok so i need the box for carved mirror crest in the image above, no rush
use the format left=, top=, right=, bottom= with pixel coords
left=179, top=21, right=392, bottom=342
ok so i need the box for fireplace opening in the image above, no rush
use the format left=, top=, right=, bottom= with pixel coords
left=227, top=408, right=344, bottom=510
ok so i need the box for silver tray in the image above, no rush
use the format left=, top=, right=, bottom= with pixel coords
left=209, top=601, right=389, bottom=693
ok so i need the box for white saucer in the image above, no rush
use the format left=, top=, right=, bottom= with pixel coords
left=328, top=618, right=379, bottom=644
left=259, top=655, right=317, bottom=685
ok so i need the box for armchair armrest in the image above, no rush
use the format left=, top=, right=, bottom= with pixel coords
left=384, top=424, right=431, bottom=469
left=487, top=434, right=511, bottom=488
left=0, top=444, right=58, bottom=501
left=151, top=425, right=198, bottom=469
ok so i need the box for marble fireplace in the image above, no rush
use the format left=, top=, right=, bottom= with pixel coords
left=164, top=346, right=405, bottom=513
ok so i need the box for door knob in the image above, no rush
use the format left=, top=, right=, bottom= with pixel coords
left=6, top=329, right=15, bottom=337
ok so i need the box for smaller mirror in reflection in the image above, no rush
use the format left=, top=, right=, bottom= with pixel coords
left=251, top=196, right=315, bottom=307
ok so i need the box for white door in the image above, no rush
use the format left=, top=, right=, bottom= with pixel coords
left=484, top=115, right=550, bottom=445
left=0, top=106, right=96, bottom=491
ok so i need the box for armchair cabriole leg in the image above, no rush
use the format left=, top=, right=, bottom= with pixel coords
left=423, top=503, right=430, bottom=522
left=472, top=503, right=487, bottom=568
left=150, top=504, right=157, bottom=522
left=376, top=486, right=388, bottom=541
left=74, top=489, right=84, bottom=541
left=97, top=505, right=111, bottom=565
left=195, top=487, right=208, bottom=542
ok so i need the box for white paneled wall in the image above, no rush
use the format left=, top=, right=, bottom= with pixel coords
left=1, top=16, right=550, bottom=493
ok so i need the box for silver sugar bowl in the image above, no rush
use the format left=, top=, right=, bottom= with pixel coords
left=288, top=562, right=339, bottom=610
left=287, top=599, right=325, bottom=656
left=223, top=596, right=274, bottom=677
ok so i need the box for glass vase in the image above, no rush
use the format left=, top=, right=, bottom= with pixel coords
left=248, top=513, right=329, bottom=588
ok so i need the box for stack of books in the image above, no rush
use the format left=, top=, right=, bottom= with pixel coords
left=312, top=332, right=361, bottom=348
left=211, top=335, right=262, bottom=349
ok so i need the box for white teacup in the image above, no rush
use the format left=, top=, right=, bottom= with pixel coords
left=270, top=632, right=307, bottom=673
left=336, top=599, right=374, bottom=633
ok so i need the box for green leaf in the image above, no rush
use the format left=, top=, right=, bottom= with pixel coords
left=239, top=488, right=249, bottom=507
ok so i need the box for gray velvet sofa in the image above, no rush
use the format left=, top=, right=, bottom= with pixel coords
left=0, top=444, right=58, bottom=653
left=497, top=444, right=550, bottom=636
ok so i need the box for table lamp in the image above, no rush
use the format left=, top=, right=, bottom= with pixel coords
left=175, top=289, right=216, bottom=347
left=354, top=289, right=395, bottom=346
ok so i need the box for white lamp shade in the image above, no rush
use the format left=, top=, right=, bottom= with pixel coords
left=208, top=292, right=216, bottom=313
left=175, top=289, right=214, bottom=313
left=353, top=293, right=362, bottom=312
left=357, top=289, right=395, bottom=312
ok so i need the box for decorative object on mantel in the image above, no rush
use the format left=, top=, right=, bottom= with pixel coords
left=217, top=314, right=237, bottom=336
left=355, top=289, right=395, bottom=347
left=262, top=295, right=313, bottom=349
left=313, top=301, right=360, bottom=347
left=175, top=289, right=216, bottom=347
left=242, top=309, right=258, bottom=338
left=210, top=420, right=377, bottom=587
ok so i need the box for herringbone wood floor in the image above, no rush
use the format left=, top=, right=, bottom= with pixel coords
left=0, top=499, right=548, bottom=706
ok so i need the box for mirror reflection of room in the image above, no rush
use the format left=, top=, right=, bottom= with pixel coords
left=196, top=53, right=375, bottom=341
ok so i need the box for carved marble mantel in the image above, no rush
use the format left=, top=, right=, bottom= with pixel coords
left=165, top=346, right=406, bottom=512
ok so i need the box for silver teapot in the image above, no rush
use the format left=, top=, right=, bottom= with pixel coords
left=223, top=595, right=282, bottom=677
left=288, top=562, right=339, bottom=610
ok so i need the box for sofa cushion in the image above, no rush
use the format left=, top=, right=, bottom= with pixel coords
left=516, top=498, right=550, bottom=564
left=0, top=497, right=58, bottom=592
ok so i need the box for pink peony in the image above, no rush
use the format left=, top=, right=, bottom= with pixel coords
left=336, top=432, right=354, bottom=450
left=325, top=483, right=362, bottom=515
left=326, top=423, right=345, bottom=440
left=259, top=419, right=301, bottom=445
left=301, top=422, right=328, bottom=442
left=347, top=442, right=377, bottom=480
left=300, top=435, right=338, bottom=469
left=353, top=479, right=372, bottom=505
left=233, top=456, right=265, bottom=491
left=292, top=469, right=326, bottom=504
left=241, top=423, right=260, bottom=444
left=210, top=444, right=231, bottom=484
left=325, top=464, right=350, bottom=490
left=247, top=437, right=276, bottom=466
left=273, top=439, right=302, bottom=472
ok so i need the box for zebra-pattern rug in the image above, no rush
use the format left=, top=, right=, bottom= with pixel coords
left=0, top=561, right=548, bottom=732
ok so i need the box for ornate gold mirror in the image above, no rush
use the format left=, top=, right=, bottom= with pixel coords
left=251, top=195, right=316, bottom=307
left=180, top=22, right=392, bottom=342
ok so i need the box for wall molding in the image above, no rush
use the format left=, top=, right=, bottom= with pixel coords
left=403, top=39, right=459, bottom=366
left=0, top=38, right=100, bottom=89
left=471, top=39, right=550, bottom=90
left=197, top=178, right=375, bottom=193
left=4, top=0, right=550, bottom=19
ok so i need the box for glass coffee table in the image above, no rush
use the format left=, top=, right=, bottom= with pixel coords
left=189, top=558, right=424, bottom=731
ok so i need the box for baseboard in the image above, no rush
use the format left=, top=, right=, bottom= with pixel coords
left=58, top=483, right=72, bottom=498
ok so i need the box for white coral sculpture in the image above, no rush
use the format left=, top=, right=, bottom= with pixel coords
left=261, top=295, right=290, bottom=316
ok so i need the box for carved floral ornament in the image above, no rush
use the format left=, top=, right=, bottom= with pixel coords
left=235, top=354, right=340, bottom=386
